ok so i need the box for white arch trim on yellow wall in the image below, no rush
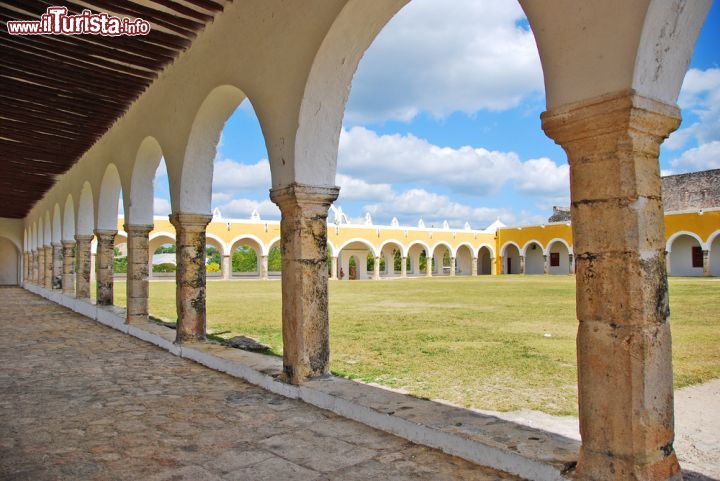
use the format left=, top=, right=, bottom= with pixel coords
left=477, top=243, right=496, bottom=259
left=431, top=241, right=453, bottom=257
left=228, top=233, right=267, bottom=256
left=327, top=239, right=337, bottom=258
left=378, top=239, right=406, bottom=258
left=337, top=238, right=378, bottom=257
left=546, top=237, right=573, bottom=254
left=706, top=229, right=720, bottom=248
left=521, top=240, right=545, bottom=256
left=406, top=240, right=431, bottom=255
left=500, top=241, right=521, bottom=257
left=452, top=242, right=475, bottom=258
left=266, top=236, right=282, bottom=255
left=204, top=233, right=228, bottom=255
left=666, top=231, right=706, bottom=252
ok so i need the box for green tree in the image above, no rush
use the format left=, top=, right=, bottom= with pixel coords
left=154, top=244, right=176, bottom=254
left=232, top=246, right=257, bottom=272
left=114, top=256, right=128, bottom=273
left=153, top=262, right=176, bottom=273
left=206, top=245, right=221, bottom=265
left=268, top=246, right=282, bottom=272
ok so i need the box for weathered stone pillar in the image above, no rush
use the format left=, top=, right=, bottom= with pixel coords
left=543, top=254, right=549, bottom=275
left=125, top=224, right=153, bottom=324
left=425, top=257, right=432, bottom=277
left=330, top=256, right=338, bottom=280
left=170, top=213, right=213, bottom=343
left=52, top=242, right=63, bottom=289
left=449, top=257, right=456, bottom=276
left=471, top=257, right=478, bottom=276
left=62, top=241, right=75, bottom=295
left=373, top=256, right=381, bottom=280
left=519, top=255, right=525, bottom=275
left=23, top=252, right=29, bottom=283
left=569, top=253, right=575, bottom=274
left=75, top=235, right=93, bottom=299
left=401, top=256, right=408, bottom=277
left=94, top=230, right=116, bottom=306
left=31, top=250, right=38, bottom=284
left=35, top=249, right=42, bottom=284
left=665, top=251, right=672, bottom=276
left=269, top=184, right=339, bottom=384
left=221, top=254, right=231, bottom=280
left=543, top=92, right=682, bottom=481
left=44, top=245, right=52, bottom=289
left=260, top=255, right=269, bottom=280
left=703, top=250, right=710, bottom=277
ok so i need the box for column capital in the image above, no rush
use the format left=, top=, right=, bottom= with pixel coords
left=169, top=213, right=212, bottom=232
left=541, top=90, right=681, bottom=148
left=51, top=242, right=62, bottom=248
left=74, top=234, right=94, bottom=242
left=269, top=183, right=339, bottom=210
left=124, top=223, right=154, bottom=234
left=93, top=229, right=117, bottom=239
left=61, top=239, right=76, bottom=248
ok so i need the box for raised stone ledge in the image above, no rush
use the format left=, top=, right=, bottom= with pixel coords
left=23, top=282, right=579, bottom=481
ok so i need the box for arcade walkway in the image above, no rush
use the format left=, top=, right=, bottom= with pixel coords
left=0, top=288, right=517, bottom=481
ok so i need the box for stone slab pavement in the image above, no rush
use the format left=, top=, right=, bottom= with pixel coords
left=0, top=287, right=519, bottom=481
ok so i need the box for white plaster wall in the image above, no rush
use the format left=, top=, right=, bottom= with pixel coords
left=710, top=236, right=720, bottom=277
left=478, top=249, right=492, bottom=275
left=670, top=235, right=704, bottom=277
left=504, top=246, right=521, bottom=275
left=339, top=249, right=369, bottom=280
left=456, top=247, right=473, bottom=276
left=548, top=243, right=570, bottom=275
left=524, top=246, right=544, bottom=275
left=0, top=237, right=19, bottom=285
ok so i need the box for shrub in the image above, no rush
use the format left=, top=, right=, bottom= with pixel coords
left=206, top=262, right=221, bottom=273
left=114, top=257, right=128, bottom=273
left=153, top=262, right=176, bottom=273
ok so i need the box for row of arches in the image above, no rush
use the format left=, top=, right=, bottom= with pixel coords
left=500, top=238, right=574, bottom=275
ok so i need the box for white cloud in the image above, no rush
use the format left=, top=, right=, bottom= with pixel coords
left=345, top=0, right=543, bottom=123
left=337, top=126, right=568, bottom=201
left=336, top=174, right=394, bottom=202
left=670, top=141, right=720, bottom=173
left=153, top=197, right=171, bottom=216
left=212, top=159, right=271, bottom=193
left=214, top=198, right=279, bottom=219
left=666, top=68, right=720, bottom=151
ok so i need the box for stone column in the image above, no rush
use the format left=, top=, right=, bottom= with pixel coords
left=270, top=184, right=339, bottom=384
left=170, top=213, right=213, bottom=343
left=330, top=256, right=338, bottom=280
left=569, top=253, right=575, bottom=275
left=23, top=252, right=29, bottom=283
left=401, top=256, right=408, bottom=278
left=425, top=256, right=432, bottom=277
left=542, top=92, right=682, bottom=481
left=260, top=255, right=269, bottom=280
left=94, top=230, right=116, bottom=306
left=665, top=251, right=672, bottom=276
left=543, top=255, right=549, bottom=275
left=449, top=256, right=456, bottom=276
left=373, top=256, right=381, bottom=280
left=35, top=249, right=41, bottom=284
left=62, top=240, right=75, bottom=295
left=52, top=242, right=63, bottom=289
left=75, top=235, right=93, bottom=299
left=519, top=255, right=525, bottom=275
left=44, top=245, right=52, bottom=289
left=125, top=224, right=153, bottom=324
left=32, top=250, right=38, bottom=284
left=703, top=250, right=710, bottom=277
left=471, top=257, right=478, bottom=276
left=221, top=254, right=231, bottom=280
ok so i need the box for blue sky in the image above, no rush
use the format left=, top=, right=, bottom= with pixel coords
left=152, top=0, right=720, bottom=229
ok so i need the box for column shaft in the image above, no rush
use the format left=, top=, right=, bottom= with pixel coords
left=270, top=184, right=339, bottom=384
left=491, top=257, right=497, bottom=275
left=125, top=224, right=153, bottom=324
left=542, top=92, right=682, bottom=481
left=222, top=254, right=231, bottom=280
left=569, top=253, right=575, bottom=275
left=44, top=246, right=52, bottom=289
left=519, top=255, right=525, bottom=275
left=449, top=256, right=456, bottom=276
left=62, top=241, right=75, bottom=295
left=260, top=255, right=269, bottom=280
left=75, top=235, right=93, bottom=299
left=32, top=250, right=38, bottom=284
left=401, top=256, right=407, bottom=278
left=471, top=257, right=478, bottom=276
left=425, top=256, right=432, bottom=277
left=23, top=252, right=29, bottom=283
left=52, top=243, right=63, bottom=289
left=373, top=256, right=381, bottom=280
left=543, top=255, right=549, bottom=275
left=170, top=214, right=212, bottom=343
left=330, top=256, right=338, bottom=280
left=94, top=230, right=117, bottom=306
left=703, top=250, right=710, bottom=277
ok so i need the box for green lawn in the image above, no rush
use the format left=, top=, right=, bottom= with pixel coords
left=112, top=276, right=720, bottom=416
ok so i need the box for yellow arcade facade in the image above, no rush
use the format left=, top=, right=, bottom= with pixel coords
left=114, top=207, right=720, bottom=279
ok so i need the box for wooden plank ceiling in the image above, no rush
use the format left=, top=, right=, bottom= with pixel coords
left=0, top=0, right=229, bottom=218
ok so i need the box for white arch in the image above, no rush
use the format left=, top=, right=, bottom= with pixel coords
left=338, top=238, right=378, bottom=257
left=521, top=239, right=545, bottom=256
left=501, top=241, right=521, bottom=256
left=62, top=194, right=76, bottom=242
left=379, top=239, right=406, bottom=257
left=431, top=241, right=453, bottom=257
left=705, top=229, right=720, bottom=248
left=97, top=164, right=123, bottom=231
left=406, top=240, right=431, bottom=255
left=205, top=233, right=228, bottom=256
left=666, top=231, right=706, bottom=252
left=477, top=243, right=496, bottom=259
left=23, top=229, right=27, bottom=252
left=149, top=231, right=177, bottom=243
left=77, top=182, right=95, bottom=236
left=546, top=237, right=573, bottom=254
left=452, top=242, right=475, bottom=258
left=228, top=234, right=266, bottom=256
left=327, top=239, right=337, bottom=257
left=52, top=204, right=62, bottom=244
left=43, top=211, right=51, bottom=246
left=266, top=236, right=282, bottom=255
left=129, top=136, right=164, bottom=226
left=178, top=85, right=247, bottom=214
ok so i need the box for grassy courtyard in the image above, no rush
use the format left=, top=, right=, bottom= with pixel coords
left=112, top=276, right=720, bottom=416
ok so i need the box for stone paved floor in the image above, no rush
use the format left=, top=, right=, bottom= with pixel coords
left=0, top=287, right=519, bottom=481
